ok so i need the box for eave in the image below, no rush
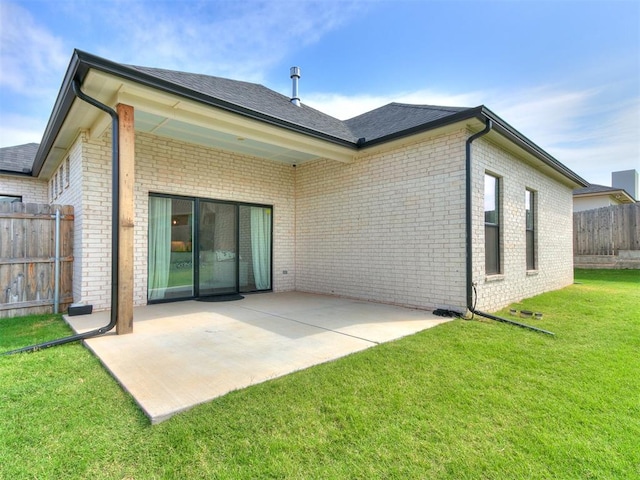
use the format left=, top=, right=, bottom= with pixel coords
left=32, top=49, right=589, bottom=190
left=573, top=190, right=636, bottom=204
left=32, top=50, right=357, bottom=178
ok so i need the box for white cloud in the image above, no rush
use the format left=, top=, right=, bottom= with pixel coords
left=91, top=1, right=364, bottom=82
left=547, top=99, right=640, bottom=186
left=1, top=0, right=636, bottom=186
left=0, top=2, right=68, bottom=98
left=0, top=113, right=46, bottom=147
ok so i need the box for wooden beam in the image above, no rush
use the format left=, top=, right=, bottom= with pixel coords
left=116, top=103, right=135, bottom=334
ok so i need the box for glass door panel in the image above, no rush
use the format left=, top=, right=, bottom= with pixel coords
left=148, top=196, right=194, bottom=301
left=198, top=201, right=237, bottom=295
left=239, top=205, right=272, bottom=292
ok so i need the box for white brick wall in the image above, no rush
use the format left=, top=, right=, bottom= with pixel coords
left=471, top=135, right=574, bottom=311
left=69, top=123, right=575, bottom=314
left=134, top=132, right=295, bottom=306
left=54, top=136, right=85, bottom=304
left=77, top=131, right=295, bottom=310
left=0, top=175, right=48, bottom=203
left=295, top=128, right=469, bottom=310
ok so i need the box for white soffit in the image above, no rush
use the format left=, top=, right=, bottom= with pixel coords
left=84, top=70, right=354, bottom=165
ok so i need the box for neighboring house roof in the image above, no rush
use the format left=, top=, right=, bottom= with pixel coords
left=573, top=184, right=636, bottom=204
left=0, top=143, right=39, bottom=175
left=28, top=49, right=587, bottom=188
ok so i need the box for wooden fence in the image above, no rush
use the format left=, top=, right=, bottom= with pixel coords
left=0, top=203, right=74, bottom=318
left=573, top=203, right=640, bottom=256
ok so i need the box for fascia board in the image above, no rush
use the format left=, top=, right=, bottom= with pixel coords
left=478, top=106, right=588, bottom=188
left=33, top=50, right=357, bottom=175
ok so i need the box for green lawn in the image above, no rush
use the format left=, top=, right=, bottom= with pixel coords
left=1, top=269, right=638, bottom=479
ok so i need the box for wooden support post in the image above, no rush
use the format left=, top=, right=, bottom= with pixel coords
left=117, top=103, right=135, bottom=334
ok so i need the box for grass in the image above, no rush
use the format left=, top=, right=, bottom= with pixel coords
left=1, top=269, right=638, bottom=479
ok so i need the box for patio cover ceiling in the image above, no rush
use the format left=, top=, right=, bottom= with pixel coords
left=38, top=68, right=355, bottom=179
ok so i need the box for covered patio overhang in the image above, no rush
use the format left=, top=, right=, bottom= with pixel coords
left=65, top=292, right=450, bottom=424
left=36, top=62, right=356, bottom=181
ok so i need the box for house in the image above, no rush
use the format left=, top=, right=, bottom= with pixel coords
left=573, top=170, right=638, bottom=212
left=573, top=184, right=635, bottom=212
left=0, top=143, right=48, bottom=203
left=0, top=49, right=588, bottom=330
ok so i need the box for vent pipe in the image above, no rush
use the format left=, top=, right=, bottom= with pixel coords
left=290, top=66, right=301, bottom=107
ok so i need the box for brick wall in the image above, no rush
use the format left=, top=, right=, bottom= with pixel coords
left=54, top=136, right=85, bottom=305
left=295, top=128, right=469, bottom=310
left=471, top=135, right=574, bottom=311
left=70, top=124, right=574, bottom=313
left=77, top=131, right=295, bottom=310
left=134, top=132, right=295, bottom=306
left=0, top=175, right=48, bottom=203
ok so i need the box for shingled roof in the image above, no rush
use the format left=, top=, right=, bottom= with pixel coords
left=127, top=66, right=475, bottom=145
left=345, top=103, right=471, bottom=143
left=24, top=49, right=587, bottom=187
left=0, top=143, right=39, bottom=174
left=574, top=184, right=636, bottom=202
left=129, top=65, right=359, bottom=143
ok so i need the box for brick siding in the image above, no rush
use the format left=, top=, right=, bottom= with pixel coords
left=471, top=135, right=574, bottom=311
left=63, top=123, right=574, bottom=313
left=0, top=175, right=48, bottom=203
left=74, top=131, right=295, bottom=310
left=295, top=128, right=469, bottom=310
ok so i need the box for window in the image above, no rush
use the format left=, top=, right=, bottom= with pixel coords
left=484, top=173, right=501, bottom=275
left=53, top=172, right=58, bottom=199
left=526, top=189, right=536, bottom=270
left=0, top=195, right=22, bottom=203
left=65, top=157, right=70, bottom=187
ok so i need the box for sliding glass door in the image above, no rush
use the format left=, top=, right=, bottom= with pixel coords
left=148, top=194, right=272, bottom=302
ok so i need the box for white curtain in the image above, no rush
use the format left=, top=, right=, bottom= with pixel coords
left=148, top=197, right=172, bottom=300
left=250, top=207, right=271, bottom=290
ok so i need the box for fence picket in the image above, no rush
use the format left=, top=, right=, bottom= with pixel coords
left=573, top=203, right=640, bottom=256
left=0, top=202, right=74, bottom=318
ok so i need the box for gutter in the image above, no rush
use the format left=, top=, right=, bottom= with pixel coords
left=0, top=169, right=33, bottom=177
left=2, top=79, right=120, bottom=355
left=464, top=119, right=555, bottom=336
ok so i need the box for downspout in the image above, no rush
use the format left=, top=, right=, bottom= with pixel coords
left=464, top=118, right=554, bottom=336
left=53, top=207, right=61, bottom=314
left=3, top=78, right=120, bottom=355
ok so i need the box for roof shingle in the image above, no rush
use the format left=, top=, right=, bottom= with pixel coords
left=128, top=65, right=359, bottom=143
left=345, top=103, right=471, bottom=143
left=0, top=143, right=39, bottom=173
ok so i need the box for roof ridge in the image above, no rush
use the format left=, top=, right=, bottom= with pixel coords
left=390, top=102, right=468, bottom=112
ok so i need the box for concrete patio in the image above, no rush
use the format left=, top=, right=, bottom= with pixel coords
left=65, top=292, right=450, bottom=423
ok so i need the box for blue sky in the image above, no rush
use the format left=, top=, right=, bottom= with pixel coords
left=1, top=0, right=638, bottom=186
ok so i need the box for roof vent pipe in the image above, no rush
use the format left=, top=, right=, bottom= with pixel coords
left=290, top=66, right=301, bottom=107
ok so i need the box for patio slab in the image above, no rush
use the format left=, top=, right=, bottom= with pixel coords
left=65, top=292, right=450, bottom=423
